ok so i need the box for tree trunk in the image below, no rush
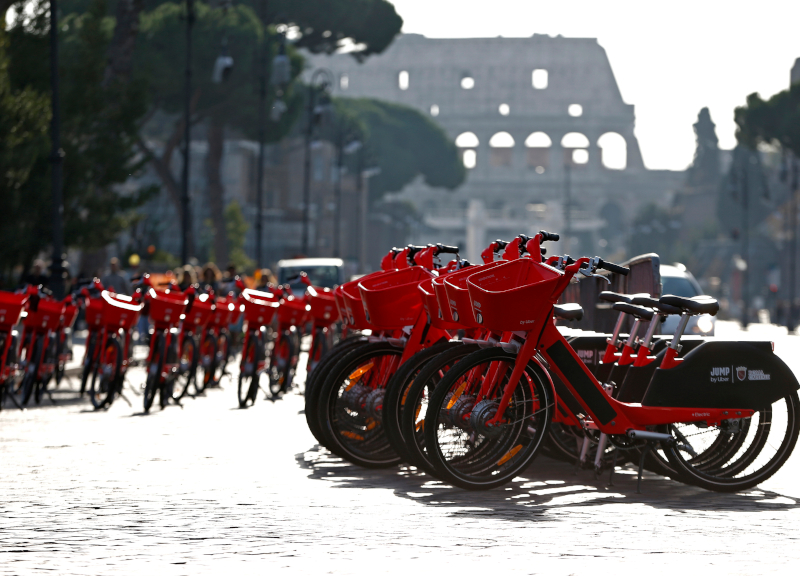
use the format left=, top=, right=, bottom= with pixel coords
left=206, top=116, right=229, bottom=266
left=102, top=0, right=145, bottom=87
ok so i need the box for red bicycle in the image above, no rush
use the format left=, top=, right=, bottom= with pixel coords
left=0, top=287, right=33, bottom=410
left=140, top=275, right=196, bottom=413
left=422, top=237, right=799, bottom=492
left=236, top=282, right=279, bottom=408
left=196, top=291, right=241, bottom=393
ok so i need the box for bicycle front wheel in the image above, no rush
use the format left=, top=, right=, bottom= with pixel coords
left=20, top=336, right=43, bottom=406
left=269, top=332, right=295, bottom=398
left=423, top=347, right=553, bottom=490
left=89, top=334, right=122, bottom=410
left=143, top=334, right=165, bottom=414
left=238, top=333, right=261, bottom=408
left=197, top=333, right=217, bottom=394
left=172, top=336, right=197, bottom=401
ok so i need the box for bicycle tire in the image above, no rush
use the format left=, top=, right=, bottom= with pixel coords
left=89, top=334, right=122, bottom=410
left=423, top=347, right=553, bottom=490
left=35, top=337, right=57, bottom=405
left=143, top=333, right=165, bottom=414
left=80, top=332, right=97, bottom=397
left=238, top=333, right=261, bottom=408
left=382, top=341, right=460, bottom=465
left=215, top=331, right=230, bottom=384
left=661, top=390, right=800, bottom=492
left=197, top=332, right=217, bottom=394
left=399, top=343, right=482, bottom=475
left=268, top=333, right=291, bottom=398
left=304, top=336, right=370, bottom=445
left=317, top=342, right=405, bottom=467
left=172, top=336, right=196, bottom=401
left=20, top=335, right=43, bottom=406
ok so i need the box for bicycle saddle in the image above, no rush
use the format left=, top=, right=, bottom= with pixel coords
left=630, top=295, right=682, bottom=315
left=554, top=303, right=583, bottom=321
left=598, top=291, right=631, bottom=303
left=659, top=295, right=719, bottom=316
left=612, top=302, right=655, bottom=321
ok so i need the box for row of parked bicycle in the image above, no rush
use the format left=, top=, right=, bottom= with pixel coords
left=0, top=271, right=339, bottom=413
left=301, top=233, right=800, bottom=493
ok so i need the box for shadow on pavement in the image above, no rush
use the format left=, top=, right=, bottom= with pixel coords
left=296, top=444, right=800, bottom=519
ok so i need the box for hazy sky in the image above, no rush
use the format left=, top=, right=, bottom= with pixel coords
left=390, top=0, right=800, bottom=171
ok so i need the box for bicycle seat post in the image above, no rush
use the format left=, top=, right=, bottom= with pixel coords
left=668, top=312, right=691, bottom=353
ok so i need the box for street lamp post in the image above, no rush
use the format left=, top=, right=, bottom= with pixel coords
left=254, top=13, right=289, bottom=268
left=358, top=166, right=381, bottom=274
left=301, top=69, right=333, bottom=256
left=49, top=0, right=64, bottom=298
left=180, top=0, right=196, bottom=266
left=332, top=131, right=361, bottom=258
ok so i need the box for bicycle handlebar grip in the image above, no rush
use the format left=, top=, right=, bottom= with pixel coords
left=435, top=244, right=460, bottom=255
left=539, top=230, right=560, bottom=242
left=493, top=239, right=508, bottom=252
left=598, top=259, right=630, bottom=276
left=406, top=245, right=426, bottom=255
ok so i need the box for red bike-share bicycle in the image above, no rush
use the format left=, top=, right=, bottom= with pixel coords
left=420, top=237, right=799, bottom=491
left=140, top=275, right=197, bottom=413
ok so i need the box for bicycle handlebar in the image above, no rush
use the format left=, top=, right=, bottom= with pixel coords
left=539, top=230, right=560, bottom=242
left=597, top=259, right=630, bottom=276
left=434, top=244, right=460, bottom=256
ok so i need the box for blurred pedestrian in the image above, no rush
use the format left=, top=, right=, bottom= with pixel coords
left=201, top=262, right=221, bottom=293
left=177, top=265, right=197, bottom=291
left=256, top=268, right=277, bottom=290
left=22, top=259, right=49, bottom=288
left=101, top=257, right=132, bottom=295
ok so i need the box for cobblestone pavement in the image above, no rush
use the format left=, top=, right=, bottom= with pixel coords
left=2, top=325, right=800, bottom=574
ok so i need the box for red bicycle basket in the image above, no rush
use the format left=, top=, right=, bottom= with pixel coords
left=466, top=258, right=562, bottom=332
left=342, top=271, right=385, bottom=331
left=85, top=297, right=104, bottom=328
left=443, top=261, right=505, bottom=329
left=23, top=297, right=65, bottom=331
left=277, top=295, right=308, bottom=326
left=333, top=285, right=348, bottom=327
left=61, top=303, right=79, bottom=329
left=184, top=294, right=215, bottom=329
left=147, top=288, right=188, bottom=328
left=101, top=291, right=143, bottom=330
left=0, top=291, right=28, bottom=329
left=307, top=287, right=339, bottom=325
left=0, top=291, right=28, bottom=328
left=420, top=277, right=462, bottom=331
left=211, top=296, right=237, bottom=327
left=358, top=267, right=432, bottom=329
left=242, top=289, right=278, bottom=328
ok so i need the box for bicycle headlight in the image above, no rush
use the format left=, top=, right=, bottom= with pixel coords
left=696, top=315, right=714, bottom=334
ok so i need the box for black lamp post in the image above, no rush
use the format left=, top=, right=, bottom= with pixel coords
left=180, top=0, right=196, bottom=266
left=332, top=130, right=361, bottom=258
left=301, top=69, right=333, bottom=255
left=49, top=0, right=65, bottom=298
left=254, top=17, right=290, bottom=269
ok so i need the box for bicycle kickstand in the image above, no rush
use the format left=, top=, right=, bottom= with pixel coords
left=6, top=389, right=24, bottom=411
left=45, top=387, right=57, bottom=406
left=636, top=441, right=656, bottom=494
left=607, top=449, right=619, bottom=487
left=118, top=391, right=133, bottom=408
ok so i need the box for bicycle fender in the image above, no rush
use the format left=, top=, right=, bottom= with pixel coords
left=642, top=341, right=799, bottom=410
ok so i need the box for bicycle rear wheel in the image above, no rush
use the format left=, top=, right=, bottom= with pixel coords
left=304, top=336, right=369, bottom=445
left=382, top=341, right=459, bottom=465
left=399, top=343, right=481, bottom=476
left=424, top=347, right=553, bottom=490
left=317, top=342, right=405, bottom=467
left=661, top=390, right=800, bottom=492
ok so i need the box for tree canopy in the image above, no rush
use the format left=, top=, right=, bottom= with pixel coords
left=332, top=98, right=466, bottom=203
left=735, top=82, right=800, bottom=157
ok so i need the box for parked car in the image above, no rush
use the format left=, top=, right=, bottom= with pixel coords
left=276, top=258, right=345, bottom=295
left=660, top=264, right=715, bottom=336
